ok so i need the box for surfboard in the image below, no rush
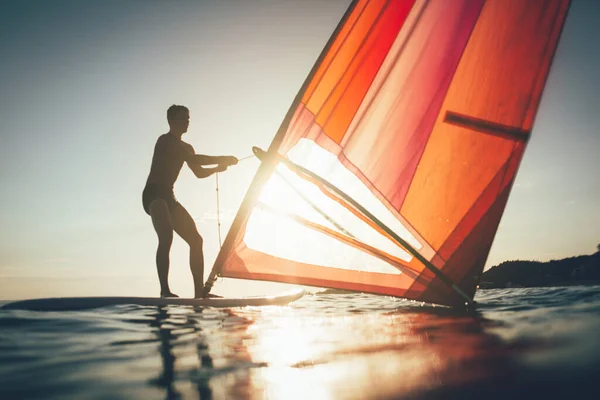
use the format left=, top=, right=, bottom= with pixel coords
left=1, top=289, right=306, bottom=311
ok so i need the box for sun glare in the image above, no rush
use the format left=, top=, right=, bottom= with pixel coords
left=238, top=308, right=446, bottom=400
left=243, top=139, right=420, bottom=274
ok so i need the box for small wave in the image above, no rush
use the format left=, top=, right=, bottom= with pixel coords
left=1, top=286, right=600, bottom=399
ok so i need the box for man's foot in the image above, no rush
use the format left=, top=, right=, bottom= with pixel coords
left=194, top=292, right=223, bottom=299
left=194, top=286, right=207, bottom=299
left=160, top=291, right=179, bottom=298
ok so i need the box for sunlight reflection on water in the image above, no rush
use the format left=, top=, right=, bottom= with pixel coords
left=1, top=287, right=600, bottom=399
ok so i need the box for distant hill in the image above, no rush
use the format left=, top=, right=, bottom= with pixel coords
left=481, top=250, right=600, bottom=289
left=317, top=249, right=600, bottom=293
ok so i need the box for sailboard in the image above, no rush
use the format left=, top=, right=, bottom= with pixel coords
left=1, top=289, right=306, bottom=311
left=202, top=0, right=571, bottom=308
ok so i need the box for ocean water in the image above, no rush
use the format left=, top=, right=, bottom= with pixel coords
left=1, top=286, right=599, bottom=400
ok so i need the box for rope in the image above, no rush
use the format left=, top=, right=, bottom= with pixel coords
left=215, top=172, right=222, bottom=248
left=214, top=154, right=256, bottom=249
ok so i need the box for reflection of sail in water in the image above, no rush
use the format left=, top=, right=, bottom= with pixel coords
left=205, top=0, right=571, bottom=307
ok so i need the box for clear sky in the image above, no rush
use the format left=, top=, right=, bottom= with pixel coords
left=0, top=0, right=598, bottom=300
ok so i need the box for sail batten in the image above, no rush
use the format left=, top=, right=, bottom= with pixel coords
left=444, top=111, right=531, bottom=141
left=271, top=149, right=473, bottom=303
left=254, top=202, right=422, bottom=280
left=205, top=0, right=571, bottom=307
left=273, top=169, right=356, bottom=238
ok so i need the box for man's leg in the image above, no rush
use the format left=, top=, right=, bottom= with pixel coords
left=171, top=205, right=205, bottom=298
left=149, top=199, right=177, bottom=297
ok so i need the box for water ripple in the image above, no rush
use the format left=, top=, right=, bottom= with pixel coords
left=1, top=285, right=599, bottom=399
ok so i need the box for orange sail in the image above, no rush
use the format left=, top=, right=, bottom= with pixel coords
left=205, top=0, right=571, bottom=307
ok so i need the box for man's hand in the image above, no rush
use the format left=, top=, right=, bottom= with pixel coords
left=214, top=164, right=228, bottom=173
left=223, top=156, right=238, bottom=166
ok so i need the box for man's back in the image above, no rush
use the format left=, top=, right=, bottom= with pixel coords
left=146, top=133, right=193, bottom=188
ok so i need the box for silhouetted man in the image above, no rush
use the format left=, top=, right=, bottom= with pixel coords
left=143, top=105, right=237, bottom=298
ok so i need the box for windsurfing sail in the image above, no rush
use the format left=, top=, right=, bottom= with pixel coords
left=205, top=0, right=571, bottom=307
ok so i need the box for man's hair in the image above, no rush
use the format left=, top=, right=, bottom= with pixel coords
left=167, top=105, right=189, bottom=122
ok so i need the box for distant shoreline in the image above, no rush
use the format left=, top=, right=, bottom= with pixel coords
left=478, top=280, right=600, bottom=290
left=481, top=250, right=600, bottom=289
left=316, top=252, right=600, bottom=294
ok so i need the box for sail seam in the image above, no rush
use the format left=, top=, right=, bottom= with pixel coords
left=341, top=0, right=429, bottom=148
left=319, top=0, right=393, bottom=130
left=254, top=201, right=422, bottom=280
left=275, top=169, right=355, bottom=238
left=338, top=150, right=425, bottom=241
left=436, top=149, right=515, bottom=272
left=437, top=159, right=511, bottom=261
left=303, top=0, right=369, bottom=105
left=278, top=153, right=420, bottom=257
left=395, top=0, right=486, bottom=214
left=270, top=149, right=474, bottom=304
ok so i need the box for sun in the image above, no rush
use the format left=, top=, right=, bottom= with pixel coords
left=242, top=139, right=420, bottom=274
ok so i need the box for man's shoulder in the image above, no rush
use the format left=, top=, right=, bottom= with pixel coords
left=155, top=134, right=193, bottom=153
left=180, top=140, right=194, bottom=153
left=155, top=133, right=170, bottom=144
left=155, top=133, right=183, bottom=146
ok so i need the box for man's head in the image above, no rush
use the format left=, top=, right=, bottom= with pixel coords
left=167, top=105, right=190, bottom=135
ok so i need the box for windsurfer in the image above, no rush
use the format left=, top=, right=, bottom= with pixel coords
left=143, top=105, right=238, bottom=298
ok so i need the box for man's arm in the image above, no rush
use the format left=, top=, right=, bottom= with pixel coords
left=181, top=143, right=238, bottom=166
left=188, top=154, right=238, bottom=166
left=181, top=143, right=238, bottom=178
left=188, top=163, right=228, bottom=179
